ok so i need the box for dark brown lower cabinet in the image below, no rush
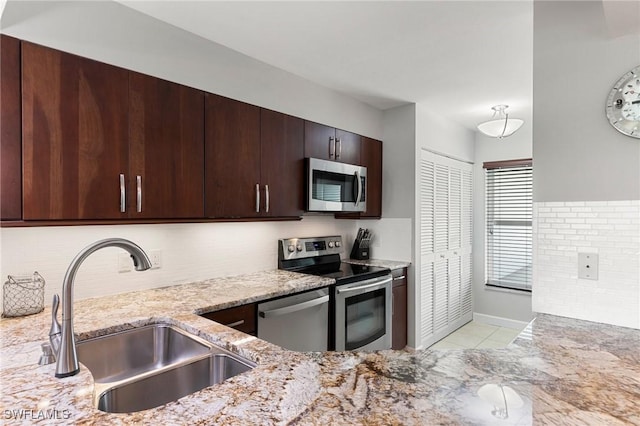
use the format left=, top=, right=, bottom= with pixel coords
left=392, top=268, right=408, bottom=350
left=201, top=304, right=256, bottom=336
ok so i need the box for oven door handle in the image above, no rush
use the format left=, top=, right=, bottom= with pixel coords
left=337, top=277, right=392, bottom=294
left=259, top=295, right=329, bottom=318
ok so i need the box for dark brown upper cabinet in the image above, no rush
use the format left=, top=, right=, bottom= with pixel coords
left=304, top=121, right=361, bottom=165
left=129, top=72, right=204, bottom=219
left=205, top=94, right=304, bottom=219
left=22, top=41, right=129, bottom=220
left=1, top=35, right=22, bottom=220
left=360, top=137, right=383, bottom=218
left=205, top=94, right=261, bottom=218
left=20, top=42, right=205, bottom=221
left=260, top=109, right=304, bottom=217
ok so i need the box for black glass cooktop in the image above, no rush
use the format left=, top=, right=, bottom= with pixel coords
left=280, top=254, right=390, bottom=285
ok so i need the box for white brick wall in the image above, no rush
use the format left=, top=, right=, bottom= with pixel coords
left=532, top=200, right=640, bottom=329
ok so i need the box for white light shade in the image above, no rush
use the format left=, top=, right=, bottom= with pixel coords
left=477, top=105, right=524, bottom=139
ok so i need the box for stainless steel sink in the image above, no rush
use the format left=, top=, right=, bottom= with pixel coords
left=97, top=353, right=254, bottom=413
left=77, top=323, right=212, bottom=383
left=76, top=323, right=256, bottom=413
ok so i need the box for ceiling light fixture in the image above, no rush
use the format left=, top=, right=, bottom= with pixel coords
left=476, top=105, right=524, bottom=139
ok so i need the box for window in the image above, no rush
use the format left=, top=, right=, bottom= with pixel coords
left=484, top=159, right=533, bottom=292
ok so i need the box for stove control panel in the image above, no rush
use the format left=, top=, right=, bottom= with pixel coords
left=279, top=236, right=343, bottom=260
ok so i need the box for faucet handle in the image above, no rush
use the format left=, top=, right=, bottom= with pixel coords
left=38, top=342, right=56, bottom=365
left=49, top=294, right=61, bottom=355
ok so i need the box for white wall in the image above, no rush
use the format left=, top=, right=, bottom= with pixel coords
left=472, top=130, right=534, bottom=323
left=532, top=1, right=640, bottom=328
left=0, top=1, right=382, bottom=304
left=0, top=1, right=382, bottom=139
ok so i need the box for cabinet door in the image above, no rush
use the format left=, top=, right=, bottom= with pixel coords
left=205, top=94, right=260, bottom=218
left=1, top=35, right=22, bottom=220
left=304, top=121, right=335, bottom=161
left=392, top=269, right=408, bottom=350
left=260, top=109, right=304, bottom=217
left=335, top=129, right=361, bottom=165
left=22, top=42, right=129, bottom=220
left=360, top=137, right=382, bottom=217
left=129, top=72, right=204, bottom=218
left=201, top=304, right=256, bottom=336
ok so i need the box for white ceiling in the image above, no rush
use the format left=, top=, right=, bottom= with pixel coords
left=118, top=1, right=534, bottom=131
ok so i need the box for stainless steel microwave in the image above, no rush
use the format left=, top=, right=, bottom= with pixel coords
left=306, top=157, right=367, bottom=212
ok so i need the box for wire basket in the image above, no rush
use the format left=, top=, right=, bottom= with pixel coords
left=3, top=272, right=45, bottom=318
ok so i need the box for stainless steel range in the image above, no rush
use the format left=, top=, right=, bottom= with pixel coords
left=276, top=235, right=392, bottom=351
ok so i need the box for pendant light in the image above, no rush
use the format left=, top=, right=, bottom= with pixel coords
left=476, top=105, right=524, bottom=139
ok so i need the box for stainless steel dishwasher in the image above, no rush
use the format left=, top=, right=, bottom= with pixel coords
left=257, top=288, right=329, bottom=352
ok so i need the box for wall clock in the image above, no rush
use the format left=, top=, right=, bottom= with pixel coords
left=606, top=65, right=640, bottom=138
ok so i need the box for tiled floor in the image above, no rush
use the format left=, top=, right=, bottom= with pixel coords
left=428, top=321, right=524, bottom=350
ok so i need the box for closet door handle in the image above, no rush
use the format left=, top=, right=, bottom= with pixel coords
left=265, top=184, right=270, bottom=213
left=255, top=183, right=260, bottom=213
left=136, top=175, right=142, bottom=213
left=119, top=174, right=126, bottom=213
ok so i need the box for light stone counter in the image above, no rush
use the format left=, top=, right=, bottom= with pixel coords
left=344, top=258, right=411, bottom=270
left=1, top=269, right=639, bottom=425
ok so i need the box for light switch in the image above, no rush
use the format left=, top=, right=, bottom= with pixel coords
left=578, top=252, right=598, bottom=280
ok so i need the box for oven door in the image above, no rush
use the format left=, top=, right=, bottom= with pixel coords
left=334, top=274, right=392, bottom=351
left=306, top=157, right=367, bottom=212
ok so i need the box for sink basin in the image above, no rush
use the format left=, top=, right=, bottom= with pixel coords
left=76, top=323, right=256, bottom=413
left=97, top=353, right=254, bottom=413
left=77, top=323, right=212, bottom=383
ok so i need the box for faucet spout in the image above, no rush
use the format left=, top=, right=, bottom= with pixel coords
left=54, top=238, right=151, bottom=378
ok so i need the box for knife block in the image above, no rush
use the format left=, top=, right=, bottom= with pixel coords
left=350, top=241, right=370, bottom=260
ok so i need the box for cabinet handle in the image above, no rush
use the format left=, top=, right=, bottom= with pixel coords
left=119, top=174, right=126, bottom=213
left=255, top=183, right=260, bottom=213
left=329, top=136, right=335, bottom=159
left=136, top=175, right=142, bottom=213
left=336, top=137, right=342, bottom=159
left=393, top=275, right=406, bottom=281
left=265, top=184, right=270, bottom=213
left=224, top=319, right=245, bottom=328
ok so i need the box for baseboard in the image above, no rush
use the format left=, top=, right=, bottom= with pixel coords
left=473, top=312, right=530, bottom=330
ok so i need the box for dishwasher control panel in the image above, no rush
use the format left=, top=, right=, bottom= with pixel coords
left=278, top=236, right=343, bottom=260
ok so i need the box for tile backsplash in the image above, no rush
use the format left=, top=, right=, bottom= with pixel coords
left=532, top=200, right=640, bottom=329
left=0, top=216, right=355, bottom=307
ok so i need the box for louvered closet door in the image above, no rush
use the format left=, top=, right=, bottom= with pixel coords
left=419, top=150, right=473, bottom=348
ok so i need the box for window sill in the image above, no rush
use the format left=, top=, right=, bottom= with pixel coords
left=484, top=284, right=532, bottom=296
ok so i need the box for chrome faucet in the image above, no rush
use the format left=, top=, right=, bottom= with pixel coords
left=49, top=238, right=152, bottom=378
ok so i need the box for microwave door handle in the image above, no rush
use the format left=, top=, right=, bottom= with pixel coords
left=258, top=295, right=329, bottom=318
left=354, top=170, right=362, bottom=207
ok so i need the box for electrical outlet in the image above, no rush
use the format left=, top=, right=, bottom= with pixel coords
left=578, top=252, right=598, bottom=280
left=118, top=253, right=133, bottom=273
left=150, top=250, right=162, bottom=270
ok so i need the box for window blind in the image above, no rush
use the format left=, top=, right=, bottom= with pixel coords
left=484, top=159, right=532, bottom=292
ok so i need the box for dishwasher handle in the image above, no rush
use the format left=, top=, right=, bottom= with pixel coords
left=259, top=295, right=329, bottom=318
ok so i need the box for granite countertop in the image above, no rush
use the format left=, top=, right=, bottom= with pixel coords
left=1, top=269, right=639, bottom=425
left=344, top=258, right=411, bottom=270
